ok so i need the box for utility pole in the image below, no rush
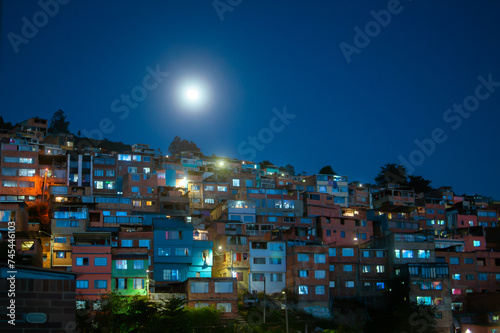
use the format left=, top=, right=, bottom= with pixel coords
left=263, top=275, right=266, bottom=323
left=283, top=290, right=289, bottom=333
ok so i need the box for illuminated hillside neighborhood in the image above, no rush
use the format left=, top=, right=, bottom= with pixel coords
left=1, top=116, right=499, bottom=333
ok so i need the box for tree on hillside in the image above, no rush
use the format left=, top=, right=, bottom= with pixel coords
left=407, top=175, right=433, bottom=194
left=168, top=136, right=201, bottom=155
left=48, top=110, right=70, bottom=135
left=374, top=163, right=407, bottom=186
left=0, top=116, right=14, bottom=131
left=283, top=164, right=296, bottom=176
left=259, top=160, right=274, bottom=169
left=319, top=165, right=336, bottom=175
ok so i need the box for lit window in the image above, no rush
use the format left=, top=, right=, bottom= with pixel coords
left=133, top=278, right=144, bottom=289
left=362, top=265, right=370, bottom=273
left=314, top=254, right=326, bottom=263
left=166, top=231, right=181, bottom=240
left=342, top=248, right=354, bottom=257
left=117, top=278, right=126, bottom=289
left=473, top=240, right=481, bottom=247
left=254, top=258, right=266, bottom=264
left=418, top=250, right=430, bottom=258
left=217, top=303, right=232, bottom=312
left=139, top=240, right=150, bottom=249
left=298, top=286, right=308, bottom=294
left=344, top=265, right=353, bottom=272
left=54, top=237, right=66, bottom=243
left=21, top=241, right=34, bottom=251
left=376, top=265, right=385, bottom=273
left=175, top=248, right=190, bottom=256
left=215, top=282, right=233, bottom=293
left=232, top=179, right=240, bottom=187
left=315, top=270, right=326, bottom=279
left=315, top=286, right=325, bottom=294
left=252, top=273, right=265, bottom=281
left=116, top=260, right=127, bottom=269
left=195, top=303, right=209, bottom=309
left=94, top=258, right=107, bottom=266
left=94, top=280, right=107, bottom=289
left=299, top=270, right=308, bottom=277
left=163, top=269, right=179, bottom=281
left=158, top=248, right=171, bottom=256
left=76, top=280, right=89, bottom=289
left=118, top=154, right=131, bottom=161
left=416, top=296, right=432, bottom=306
left=269, top=258, right=281, bottom=265
left=297, top=254, right=309, bottom=262
left=270, top=273, right=283, bottom=282
left=191, top=282, right=209, bottom=293
left=76, top=257, right=89, bottom=266
left=345, top=281, right=355, bottom=288
left=76, top=300, right=87, bottom=309
left=133, top=260, right=144, bottom=270
left=402, top=250, right=413, bottom=258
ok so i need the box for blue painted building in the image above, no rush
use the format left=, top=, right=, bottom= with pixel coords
left=151, top=217, right=213, bottom=283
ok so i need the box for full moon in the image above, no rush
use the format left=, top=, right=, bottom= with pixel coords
left=176, top=79, right=210, bottom=111
left=185, top=87, right=200, bottom=101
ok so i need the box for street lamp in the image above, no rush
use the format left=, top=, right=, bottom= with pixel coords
left=282, top=290, right=289, bottom=333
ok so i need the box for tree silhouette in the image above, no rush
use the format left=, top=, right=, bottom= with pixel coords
left=48, top=109, right=70, bottom=135
left=168, top=136, right=201, bottom=155
left=259, top=160, right=274, bottom=169
left=283, top=164, right=296, bottom=176
left=374, top=163, right=407, bottom=186
left=319, top=165, right=336, bottom=175
left=407, top=175, right=433, bottom=194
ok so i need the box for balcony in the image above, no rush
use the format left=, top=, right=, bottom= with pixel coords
left=149, top=293, right=187, bottom=301
left=104, top=216, right=143, bottom=224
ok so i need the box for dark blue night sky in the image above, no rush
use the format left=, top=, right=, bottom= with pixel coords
left=1, top=0, right=500, bottom=198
